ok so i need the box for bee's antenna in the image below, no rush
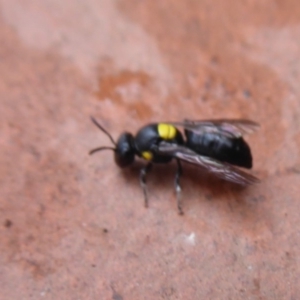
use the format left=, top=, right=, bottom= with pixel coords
left=89, top=146, right=115, bottom=155
left=90, top=116, right=117, bottom=146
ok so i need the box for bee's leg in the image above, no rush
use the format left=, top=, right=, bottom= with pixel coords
left=139, top=163, right=152, bottom=208
left=175, top=159, right=184, bottom=215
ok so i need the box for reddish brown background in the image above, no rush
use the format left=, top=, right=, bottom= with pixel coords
left=1, top=0, right=300, bottom=299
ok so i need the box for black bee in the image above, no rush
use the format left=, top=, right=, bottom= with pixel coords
left=89, top=117, right=259, bottom=214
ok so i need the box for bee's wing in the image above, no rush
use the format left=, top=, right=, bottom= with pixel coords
left=170, top=119, right=260, bottom=138
left=157, top=142, right=260, bottom=185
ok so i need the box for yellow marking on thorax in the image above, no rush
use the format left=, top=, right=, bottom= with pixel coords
left=141, top=151, right=153, bottom=161
left=158, top=123, right=176, bottom=140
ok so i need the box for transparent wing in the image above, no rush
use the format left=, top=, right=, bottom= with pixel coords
left=157, top=142, right=260, bottom=185
left=170, top=119, right=260, bottom=138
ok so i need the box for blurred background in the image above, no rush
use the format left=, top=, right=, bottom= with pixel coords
left=1, top=0, right=300, bottom=299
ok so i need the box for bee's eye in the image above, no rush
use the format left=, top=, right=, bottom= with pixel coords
left=114, top=133, right=135, bottom=168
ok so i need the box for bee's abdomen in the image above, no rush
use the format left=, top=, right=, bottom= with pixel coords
left=185, top=131, right=253, bottom=168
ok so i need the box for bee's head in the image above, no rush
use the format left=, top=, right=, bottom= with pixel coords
left=89, top=117, right=135, bottom=168
left=114, top=132, right=135, bottom=168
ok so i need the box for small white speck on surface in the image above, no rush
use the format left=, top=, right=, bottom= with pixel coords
left=185, top=232, right=196, bottom=246
left=40, top=291, right=46, bottom=297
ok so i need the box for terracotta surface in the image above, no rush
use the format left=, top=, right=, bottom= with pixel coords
left=1, top=1, right=300, bottom=299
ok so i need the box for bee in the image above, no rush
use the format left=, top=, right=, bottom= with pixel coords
left=89, top=117, right=259, bottom=214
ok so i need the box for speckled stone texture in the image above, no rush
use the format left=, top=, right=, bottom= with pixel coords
left=1, top=0, right=300, bottom=299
